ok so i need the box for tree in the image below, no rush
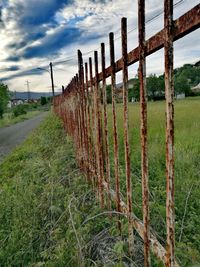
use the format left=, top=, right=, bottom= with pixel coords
left=106, top=85, right=112, bottom=104
left=174, top=75, right=190, bottom=95
left=128, top=78, right=140, bottom=101
left=0, top=83, right=9, bottom=119
left=147, top=74, right=165, bottom=100
left=40, top=96, right=47, bottom=105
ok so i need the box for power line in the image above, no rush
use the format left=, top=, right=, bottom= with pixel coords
left=5, top=0, right=185, bottom=79
left=51, top=0, right=185, bottom=65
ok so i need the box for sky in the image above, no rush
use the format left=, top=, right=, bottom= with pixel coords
left=0, top=0, right=199, bottom=93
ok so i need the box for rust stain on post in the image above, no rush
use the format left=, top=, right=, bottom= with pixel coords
left=164, top=0, right=175, bottom=266
left=109, top=32, right=121, bottom=232
left=138, top=0, right=150, bottom=266
left=121, top=17, right=134, bottom=256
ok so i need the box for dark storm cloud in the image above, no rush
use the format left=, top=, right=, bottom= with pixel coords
left=22, top=26, right=82, bottom=59
left=0, top=66, right=21, bottom=72
left=2, top=0, right=72, bottom=53
left=1, top=68, right=44, bottom=81
left=6, top=55, right=21, bottom=62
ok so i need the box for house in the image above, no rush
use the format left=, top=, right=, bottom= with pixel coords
left=191, top=83, right=200, bottom=93
left=7, top=98, right=25, bottom=108
left=175, top=93, right=185, bottom=100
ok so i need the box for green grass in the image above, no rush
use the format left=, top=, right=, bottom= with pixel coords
left=0, top=97, right=199, bottom=266
left=0, top=114, right=127, bottom=266
left=106, top=97, right=200, bottom=266
left=0, top=110, right=42, bottom=128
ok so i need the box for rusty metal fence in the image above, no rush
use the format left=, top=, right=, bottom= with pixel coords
left=53, top=2, right=200, bottom=266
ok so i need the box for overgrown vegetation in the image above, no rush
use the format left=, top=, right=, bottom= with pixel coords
left=12, top=104, right=27, bottom=117
left=107, top=97, right=200, bottom=266
left=0, top=101, right=50, bottom=128
left=0, top=114, right=135, bottom=266
left=0, top=110, right=44, bottom=128
left=0, top=82, right=9, bottom=118
left=40, top=96, right=48, bottom=105
left=0, top=96, right=199, bottom=266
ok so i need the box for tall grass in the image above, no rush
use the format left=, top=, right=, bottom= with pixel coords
left=0, top=110, right=42, bottom=128
left=106, top=97, right=200, bottom=265
left=0, top=97, right=199, bottom=266
left=0, top=114, right=125, bottom=266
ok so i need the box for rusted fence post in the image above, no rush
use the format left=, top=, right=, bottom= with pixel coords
left=94, top=51, right=104, bottom=208
left=85, top=62, right=93, bottom=179
left=109, top=32, right=121, bottom=232
left=164, top=0, right=175, bottom=266
left=138, top=0, right=151, bottom=266
left=76, top=72, right=84, bottom=171
left=89, top=57, right=97, bottom=181
left=121, top=17, right=134, bottom=255
left=53, top=4, right=199, bottom=266
left=101, top=42, right=111, bottom=212
left=78, top=50, right=89, bottom=177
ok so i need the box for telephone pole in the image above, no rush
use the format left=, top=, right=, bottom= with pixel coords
left=49, top=62, right=55, bottom=97
left=25, top=80, right=31, bottom=101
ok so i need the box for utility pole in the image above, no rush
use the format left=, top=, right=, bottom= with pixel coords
left=49, top=62, right=55, bottom=97
left=62, top=85, right=65, bottom=93
left=25, top=80, right=31, bottom=101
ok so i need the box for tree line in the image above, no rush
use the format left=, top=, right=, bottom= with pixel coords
left=0, top=62, right=199, bottom=117
left=106, top=62, right=200, bottom=102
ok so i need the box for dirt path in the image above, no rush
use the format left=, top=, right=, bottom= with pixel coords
left=0, top=112, right=48, bottom=162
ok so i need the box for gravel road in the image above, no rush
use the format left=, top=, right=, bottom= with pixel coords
left=0, top=112, right=48, bottom=162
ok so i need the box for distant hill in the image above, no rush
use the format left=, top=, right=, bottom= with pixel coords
left=11, top=92, right=60, bottom=100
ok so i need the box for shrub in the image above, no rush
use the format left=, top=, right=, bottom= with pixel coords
left=40, top=96, right=47, bottom=105
left=0, top=106, right=4, bottom=119
left=12, top=104, right=27, bottom=117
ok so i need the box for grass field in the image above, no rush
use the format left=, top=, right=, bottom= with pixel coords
left=0, top=114, right=126, bottom=266
left=106, top=97, right=200, bottom=265
left=0, top=110, right=42, bottom=128
left=0, top=97, right=199, bottom=266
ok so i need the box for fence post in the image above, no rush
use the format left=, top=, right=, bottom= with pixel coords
left=78, top=50, right=89, bottom=177
left=85, top=62, right=93, bottom=179
left=138, top=0, right=151, bottom=266
left=109, top=32, right=121, bottom=233
left=101, top=42, right=111, bottom=213
left=94, top=51, right=104, bottom=208
left=164, top=0, right=175, bottom=266
left=89, top=57, right=97, bottom=184
left=121, top=17, right=134, bottom=256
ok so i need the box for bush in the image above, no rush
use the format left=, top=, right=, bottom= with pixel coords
left=0, top=106, right=4, bottom=119
left=12, top=104, right=27, bottom=117
left=40, top=96, right=47, bottom=105
left=0, top=83, right=9, bottom=119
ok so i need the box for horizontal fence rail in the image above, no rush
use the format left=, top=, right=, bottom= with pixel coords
left=53, top=2, right=199, bottom=266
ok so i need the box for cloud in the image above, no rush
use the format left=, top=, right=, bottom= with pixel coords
left=6, top=55, right=21, bottom=62
left=1, top=68, right=44, bottom=81
left=0, top=0, right=71, bottom=58
left=0, top=65, right=20, bottom=72
left=0, top=0, right=199, bottom=93
left=21, top=26, right=82, bottom=59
